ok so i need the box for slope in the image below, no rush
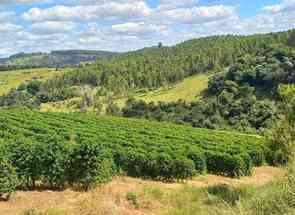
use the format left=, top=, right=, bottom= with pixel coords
left=0, top=68, right=65, bottom=96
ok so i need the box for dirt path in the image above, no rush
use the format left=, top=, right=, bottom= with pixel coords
left=0, top=166, right=285, bottom=215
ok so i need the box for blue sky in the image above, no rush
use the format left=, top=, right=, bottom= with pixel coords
left=0, top=0, right=294, bottom=57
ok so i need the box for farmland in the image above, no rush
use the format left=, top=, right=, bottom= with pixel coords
left=0, top=109, right=270, bottom=193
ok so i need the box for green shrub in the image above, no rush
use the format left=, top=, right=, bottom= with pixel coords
left=206, top=151, right=249, bottom=177
left=171, top=156, right=196, bottom=180
left=126, top=192, right=139, bottom=208
left=207, top=184, right=241, bottom=205
left=0, top=109, right=270, bottom=184
left=0, top=157, right=18, bottom=200
left=36, top=137, right=69, bottom=189
left=68, top=142, right=116, bottom=190
left=4, top=138, right=42, bottom=188
left=186, top=148, right=207, bottom=174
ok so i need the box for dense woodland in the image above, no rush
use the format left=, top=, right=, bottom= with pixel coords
left=122, top=47, right=295, bottom=132
left=39, top=30, right=295, bottom=94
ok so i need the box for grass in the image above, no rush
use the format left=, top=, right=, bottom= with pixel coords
left=116, top=74, right=210, bottom=107
left=0, top=166, right=283, bottom=215
left=40, top=97, right=82, bottom=113
left=40, top=74, right=210, bottom=113
left=0, top=68, right=66, bottom=96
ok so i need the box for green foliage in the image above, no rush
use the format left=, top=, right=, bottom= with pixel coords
left=122, top=45, right=295, bottom=133
left=26, top=30, right=295, bottom=103
left=267, top=84, right=295, bottom=166
left=207, top=184, right=241, bottom=205
left=126, top=192, right=139, bottom=208
left=68, top=142, right=116, bottom=190
left=248, top=167, right=295, bottom=215
left=0, top=156, right=18, bottom=200
left=0, top=109, right=270, bottom=183
left=1, top=50, right=116, bottom=70
left=22, top=208, right=65, bottom=215
left=206, top=152, right=251, bottom=178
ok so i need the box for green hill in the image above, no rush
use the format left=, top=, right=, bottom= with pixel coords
left=0, top=50, right=117, bottom=70
left=50, top=30, right=294, bottom=96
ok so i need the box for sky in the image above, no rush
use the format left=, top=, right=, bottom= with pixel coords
left=0, top=0, right=294, bottom=57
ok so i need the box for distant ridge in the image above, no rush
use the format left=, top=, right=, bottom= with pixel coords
left=0, top=50, right=118, bottom=70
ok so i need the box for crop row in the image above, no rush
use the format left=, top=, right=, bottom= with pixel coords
left=0, top=109, right=271, bottom=194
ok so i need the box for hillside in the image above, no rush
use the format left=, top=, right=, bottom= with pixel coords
left=39, top=73, right=210, bottom=112
left=0, top=50, right=117, bottom=69
left=48, top=30, right=294, bottom=97
left=0, top=68, right=65, bottom=96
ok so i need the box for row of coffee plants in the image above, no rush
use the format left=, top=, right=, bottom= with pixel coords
left=0, top=109, right=271, bottom=197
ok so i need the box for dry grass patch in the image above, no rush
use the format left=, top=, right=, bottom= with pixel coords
left=0, top=166, right=285, bottom=215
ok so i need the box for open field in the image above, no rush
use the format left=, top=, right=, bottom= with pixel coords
left=116, top=74, right=210, bottom=108
left=133, top=74, right=209, bottom=103
left=40, top=74, right=210, bottom=112
left=0, top=166, right=284, bottom=215
left=0, top=68, right=65, bottom=95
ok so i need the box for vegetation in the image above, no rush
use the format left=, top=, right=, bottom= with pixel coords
left=121, top=46, right=295, bottom=133
left=123, top=164, right=295, bottom=215
left=116, top=73, right=210, bottom=106
left=0, top=156, right=18, bottom=200
left=41, top=30, right=294, bottom=98
left=1, top=30, right=294, bottom=134
left=0, top=108, right=270, bottom=194
left=0, top=68, right=63, bottom=96
left=0, top=50, right=117, bottom=70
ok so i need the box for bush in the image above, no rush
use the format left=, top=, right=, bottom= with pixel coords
left=4, top=138, right=42, bottom=188
left=126, top=192, right=139, bottom=208
left=186, top=148, right=207, bottom=174
left=68, top=142, right=116, bottom=190
left=0, top=157, right=18, bottom=200
left=36, top=137, right=69, bottom=189
left=207, top=184, right=241, bottom=205
left=206, top=151, right=250, bottom=177
left=0, top=109, right=270, bottom=185
left=171, top=156, right=196, bottom=180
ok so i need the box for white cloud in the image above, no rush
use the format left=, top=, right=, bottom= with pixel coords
left=154, top=5, right=236, bottom=24
left=263, top=0, right=295, bottom=13
left=0, top=23, right=22, bottom=33
left=30, top=21, right=77, bottom=34
left=158, top=0, right=197, bottom=10
left=22, top=1, right=151, bottom=22
left=111, top=22, right=167, bottom=36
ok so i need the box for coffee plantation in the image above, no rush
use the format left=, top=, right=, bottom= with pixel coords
left=0, top=109, right=272, bottom=195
